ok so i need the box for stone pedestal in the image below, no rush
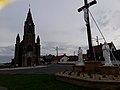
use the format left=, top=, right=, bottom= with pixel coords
left=99, top=66, right=120, bottom=75
left=73, top=65, right=85, bottom=72
left=85, top=61, right=101, bottom=72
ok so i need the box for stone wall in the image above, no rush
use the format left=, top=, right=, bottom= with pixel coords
left=56, top=75, right=120, bottom=90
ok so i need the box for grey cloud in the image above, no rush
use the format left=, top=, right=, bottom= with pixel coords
left=0, top=46, right=14, bottom=56
left=1, top=0, right=120, bottom=56
left=42, top=41, right=79, bottom=55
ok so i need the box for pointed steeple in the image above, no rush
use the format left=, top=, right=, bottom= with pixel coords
left=25, top=7, right=34, bottom=25
left=24, top=7, right=35, bottom=35
left=37, top=36, right=40, bottom=44
left=16, top=34, right=20, bottom=43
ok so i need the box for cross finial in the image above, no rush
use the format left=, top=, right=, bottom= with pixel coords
left=29, top=4, right=31, bottom=8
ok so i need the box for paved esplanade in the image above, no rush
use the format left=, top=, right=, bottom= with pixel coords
left=0, top=64, right=72, bottom=74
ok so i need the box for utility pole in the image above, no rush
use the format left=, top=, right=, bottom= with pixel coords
left=56, top=47, right=58, bottom=56
left=74, top=51, right=75, bottom=56
left=96, top=36, right=99, bottom=45
left=78, top=0, right=97, bottom=60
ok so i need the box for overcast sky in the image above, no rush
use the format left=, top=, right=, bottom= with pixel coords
left=0, top=0, right=120, bottom=56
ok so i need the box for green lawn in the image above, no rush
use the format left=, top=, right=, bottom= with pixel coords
left=0, top=65, right=11, bottom=69
left=0, top=74, right=97, bottom=90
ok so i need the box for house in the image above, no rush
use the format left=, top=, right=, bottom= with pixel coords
left=51, top=55, right=65, bottom=64
left=52, top=54, right=78, bottom=64
left=43, top=54, right=55, bottom=64
left=86, top=42, right=117, bottom=61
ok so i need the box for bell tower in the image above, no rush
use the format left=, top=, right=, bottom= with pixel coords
left=22, top=8, right=36, bottom=66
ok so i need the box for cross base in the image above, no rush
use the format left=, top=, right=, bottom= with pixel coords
left=85, top=61, right=101, bottom=72
left=73, top=65, right=85, bottom=72
left=99, top=66, right=120, bottom=75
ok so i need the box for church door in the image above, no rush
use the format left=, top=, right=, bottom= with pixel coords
left=27, top=57, right=32, bottom=66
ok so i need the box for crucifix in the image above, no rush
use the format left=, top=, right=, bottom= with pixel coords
left=78, top=0, right=97, bottom=60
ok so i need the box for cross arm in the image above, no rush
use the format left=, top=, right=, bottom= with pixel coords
left=78, top=6, right=86, bottom=12
left=88, top=0, right=97, bottom=7
left=78, top=0, right=97, bottom=12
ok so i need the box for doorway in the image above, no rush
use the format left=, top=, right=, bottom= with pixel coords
left=27, top=57, right=32, bottom=66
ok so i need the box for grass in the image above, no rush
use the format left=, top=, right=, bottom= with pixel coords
left=0, top=63, right=12, bottom=69
left=0, top=74, right=97, bottom=90
left=0, top=65, right=11, bottom=69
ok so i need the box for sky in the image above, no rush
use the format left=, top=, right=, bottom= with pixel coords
left=0, top=0, right=120, bottom=57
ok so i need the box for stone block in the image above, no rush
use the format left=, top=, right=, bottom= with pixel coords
left=73, top=65, right=85, bottom=72
left=85, top=61, right=101, bottom=72
left=99, top=66, right=120, bottom=75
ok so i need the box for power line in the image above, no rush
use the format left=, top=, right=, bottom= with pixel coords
left=89, top=10, right=120, bottom=67
left=88, top=10, right=106, bottom=42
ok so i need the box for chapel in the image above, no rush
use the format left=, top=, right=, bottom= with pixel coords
left=12, top=8, right=41, bottom=67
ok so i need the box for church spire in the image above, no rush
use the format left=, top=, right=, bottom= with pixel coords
left=24, top=6, right=35, bottom=35
left=16, top=33, right=20, bottom=43
left=25, top=7, right=34, bottom=25
left=37, top=36, right=40, bottom=44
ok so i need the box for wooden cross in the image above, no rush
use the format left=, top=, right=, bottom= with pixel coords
left=78, top=0, right=97, bottom=60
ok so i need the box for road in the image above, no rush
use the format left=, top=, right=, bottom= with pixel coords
left=0, top=64, right=73, bottom=74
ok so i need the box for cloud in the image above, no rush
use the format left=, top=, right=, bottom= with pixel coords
left=41, top=41, right=88, bottom=55
left=42, top=41, right=75, bottom=55
left=0, top=0, right=14, bottom=9
left=1, top=0, right=120, bottom=56
left=0, top=45, right=14, bottom=56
